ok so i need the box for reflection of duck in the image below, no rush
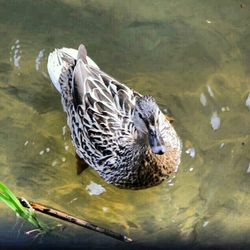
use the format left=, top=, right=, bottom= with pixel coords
left=47, top=44, right=182, bottom=189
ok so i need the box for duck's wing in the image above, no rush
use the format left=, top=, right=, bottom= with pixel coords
left=70, top=45, right=139, bottom=168
left=73, top=45, right=140, bottom=115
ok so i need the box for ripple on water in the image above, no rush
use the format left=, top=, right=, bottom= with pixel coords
left=210, top=111, right=220, bottom=130
left=246, top=163, right=250, bottom=174
left=246, top=93, right=250, bottom=110
left=200, top=93, right=207, bottom=106
left=10, top=39, right=21, bottom=68
left=185, top=147, right=196, bottom=158
left=35, top=49, right=45, bottom=71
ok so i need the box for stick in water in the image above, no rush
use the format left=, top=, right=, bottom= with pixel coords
left=18, top=197, right=132, bottom=243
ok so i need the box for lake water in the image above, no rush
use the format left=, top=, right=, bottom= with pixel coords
left=0, top=0, right=250, bottom=249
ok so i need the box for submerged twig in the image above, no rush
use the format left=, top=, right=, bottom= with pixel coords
left=18, top=197, right=132, bottom=243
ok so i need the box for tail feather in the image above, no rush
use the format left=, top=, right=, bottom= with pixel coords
left=47, top=47, right=99, bottom=93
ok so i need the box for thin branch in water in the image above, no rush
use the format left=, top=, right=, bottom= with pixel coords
left=18, top=197, right=132, bottom=243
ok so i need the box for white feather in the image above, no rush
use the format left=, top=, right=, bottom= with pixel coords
left=47, top=47, right=99, bottom=93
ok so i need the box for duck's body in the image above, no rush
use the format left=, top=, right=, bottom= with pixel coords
left=47, top=44, right=181, bottom=189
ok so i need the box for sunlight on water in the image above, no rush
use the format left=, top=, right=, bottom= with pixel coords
left=0, top=0, right=250, bottom=249
left=210, top=111, right=221, bottom=130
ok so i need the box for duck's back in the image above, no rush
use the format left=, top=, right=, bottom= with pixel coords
left=47, top=45, right=142, bottom=185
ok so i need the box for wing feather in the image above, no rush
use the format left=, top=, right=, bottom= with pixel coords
left=58, top=48, right=139, bottom=171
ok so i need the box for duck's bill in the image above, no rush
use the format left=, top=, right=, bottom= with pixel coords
left=148, top=131, right=166, bottom=155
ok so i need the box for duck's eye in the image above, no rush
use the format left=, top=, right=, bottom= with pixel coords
left=138, top=113, right=143, bottom=119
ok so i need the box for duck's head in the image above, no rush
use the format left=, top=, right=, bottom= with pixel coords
left=134, top=96, right=166, bottom=155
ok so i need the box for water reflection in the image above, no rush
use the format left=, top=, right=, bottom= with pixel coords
left=10, top=40, right=22, bottom=69
left=35, top=49, right=45, bottom=71
left=210, top=111, right=220, bottom=130
left=246, top=93, right=250, bottom=109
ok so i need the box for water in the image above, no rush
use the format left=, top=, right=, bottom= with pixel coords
left=0, top=0, right=250, bottom=249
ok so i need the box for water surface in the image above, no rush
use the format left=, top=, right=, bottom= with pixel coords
left=0, top=0, right=250, bottom=249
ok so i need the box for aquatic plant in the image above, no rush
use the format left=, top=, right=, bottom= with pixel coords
left=0, top=182, right=48, bottom=232
left=0, top=182, right=131, bottom=241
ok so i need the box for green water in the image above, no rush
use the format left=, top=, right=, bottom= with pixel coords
left=0, top=0, right=250, bottom=249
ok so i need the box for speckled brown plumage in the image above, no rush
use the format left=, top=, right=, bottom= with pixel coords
left=47, top=44, right=182, bottom=189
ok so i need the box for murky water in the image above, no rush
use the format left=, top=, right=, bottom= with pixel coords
left=0, top=0, right=250, bottom=249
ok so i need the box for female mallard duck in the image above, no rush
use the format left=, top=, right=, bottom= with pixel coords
left=47, top=44, right=182, bottom=189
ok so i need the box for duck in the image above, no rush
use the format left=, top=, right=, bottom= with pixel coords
left=47, top=44, right=182, bottom=189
